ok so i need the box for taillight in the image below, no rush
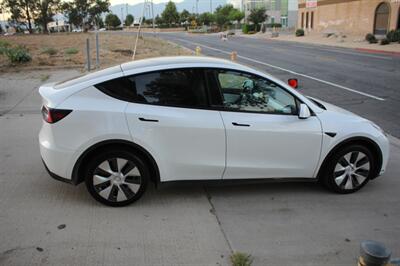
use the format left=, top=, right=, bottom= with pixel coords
left=41, top=106, right=72, bottom=124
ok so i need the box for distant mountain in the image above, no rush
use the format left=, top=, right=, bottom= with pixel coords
left=110, top=0, right=227, bottom=21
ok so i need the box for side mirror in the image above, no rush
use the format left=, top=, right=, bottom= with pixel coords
left=288, top=78, right=298, bottom=89
left=298, top=104, right=311, bottom=119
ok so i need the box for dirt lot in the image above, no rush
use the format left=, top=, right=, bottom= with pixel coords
left=0, top=32, right=191, bottom=71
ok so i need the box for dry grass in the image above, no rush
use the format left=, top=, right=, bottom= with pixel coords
left=0, top=32, right=192, bottom=71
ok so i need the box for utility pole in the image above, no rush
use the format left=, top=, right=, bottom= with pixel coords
left=210, top=0, right=212, bottom=13
left=121, top=7, right=124, bottom=27
left=133, top=0, right=156, bottom=60
left=196, top=0, right=199, bottom=15
left=151, top=0, right=155, bottom=35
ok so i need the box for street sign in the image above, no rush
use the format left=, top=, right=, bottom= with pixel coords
left=306, top=0, right=317, bottom=8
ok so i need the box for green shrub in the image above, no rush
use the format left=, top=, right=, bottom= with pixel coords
left=242, top=24, right=249, bottom=34
left=266, top=23, right=282, bottom=28
left=0, top=40, right=10, bottom=48
left=365, top=33, right=378, bottom=43
left=0, top=40, right=10, bottom=55
left=242, top=24, right=260, bottom=34
left=295, top=29, right=305, bottom=37
left=65, top=47, right=79, bottom=55
left=6, top=46, right=31, bottom=63
left=230, top=252, right=253, bottom=266
left=380, top=38, right=390, bottom=45
left=41, top=47, right=58, bottom=56
left=386, top=29, right=400, bottom=42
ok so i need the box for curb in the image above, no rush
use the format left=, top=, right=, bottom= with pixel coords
left=355, top=48, right=400, bottom=57
left=0, top=65, right=84, bottom=74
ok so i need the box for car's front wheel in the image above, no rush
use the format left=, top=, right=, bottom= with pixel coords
left=322, top=145, right=376, bottom=193
left=85, top=149, right=149, bottom=206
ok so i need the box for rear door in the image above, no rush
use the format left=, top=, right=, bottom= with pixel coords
left=124, top=68, right=226, bottom=182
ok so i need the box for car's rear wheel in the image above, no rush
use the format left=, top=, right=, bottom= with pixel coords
left=322, top=145, right=376, bottom=193
left=85, top=150, right=149, bottom=206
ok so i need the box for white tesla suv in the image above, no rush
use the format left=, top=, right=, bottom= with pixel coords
left=39, top=56, right=389, bottom=206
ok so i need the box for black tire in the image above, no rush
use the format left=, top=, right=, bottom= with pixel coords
left=84, top=149, right=149, bottom=207
left=321, top=144, right=376, bottom=194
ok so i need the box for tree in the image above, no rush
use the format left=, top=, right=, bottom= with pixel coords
left=248, top=7, right=267, bottom=30
left=179, top=9, right=190, bottom=24
left=125, top=14, right=133, bottom=26
left=105, top=13, right=120, bottom=29
left=88, top=0, right=109, bottom=26
left=161, top=1, right=179, bottom=27
left=61, top=0, right=110, bottom=30
left=214, top=4, right=234, bottom=29
left=33, top=0, right=59, bottom=33
left=3, top=0, right=36, bottom=33
left=198, top=12, right=214, bottom=26
left=91, top=14, right=103, bottom=28
left=229, top=9, right=244, bottom=24
left=155, top=15, right=163, bottom=25
left=144, top=18, right=153, bottom=25
left=97, top=16, right=104, bottom=28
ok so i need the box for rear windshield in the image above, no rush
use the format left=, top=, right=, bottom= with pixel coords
left=55, top=65, right=122, bottom=89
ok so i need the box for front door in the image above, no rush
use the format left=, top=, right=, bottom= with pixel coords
left=209, top=69, right=323, bottom=179
left=374, top=3, right=390, bottom=35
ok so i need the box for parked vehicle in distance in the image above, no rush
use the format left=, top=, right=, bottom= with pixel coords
left=39, top=56, right=389, bottom=206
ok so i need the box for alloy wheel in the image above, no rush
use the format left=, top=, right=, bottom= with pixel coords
left=93, top=158, right=142, bottom=202
left=334, top=151, right=370, bottom=190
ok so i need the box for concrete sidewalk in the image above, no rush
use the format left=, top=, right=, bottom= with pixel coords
left=237, top=31, right=400, bottom=55
left=1, top=70, right=399, bottom=265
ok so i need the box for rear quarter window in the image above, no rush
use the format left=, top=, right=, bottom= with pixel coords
left=95, top=77, right=136, bottom=102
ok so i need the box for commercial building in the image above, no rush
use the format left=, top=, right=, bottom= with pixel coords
left=298, top=0, right=400, bottom=35
left=242, top=0, right=298, bottom=28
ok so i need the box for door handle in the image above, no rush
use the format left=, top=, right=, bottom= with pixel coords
left=139, top=117, right=159, bottom=122
left=232, top=122, right=250, bottom=127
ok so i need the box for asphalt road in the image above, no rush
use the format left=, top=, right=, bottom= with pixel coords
left=152, top=32, right=400, bottom=138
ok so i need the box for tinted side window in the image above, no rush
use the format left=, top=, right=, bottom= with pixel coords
left=215, top=70, right=298, bottom=115
left=95, top=77, right=135, bottom=102
left=133, top=69, right=208, bottom=108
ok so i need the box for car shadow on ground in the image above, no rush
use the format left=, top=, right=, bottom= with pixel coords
left=43, top=177, right=333, bottom=208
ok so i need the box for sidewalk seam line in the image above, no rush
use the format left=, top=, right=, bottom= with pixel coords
left=203, top=187, right=234, bottom=254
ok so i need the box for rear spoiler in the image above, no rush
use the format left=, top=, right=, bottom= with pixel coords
left=38, top=83, right=72, bottom=108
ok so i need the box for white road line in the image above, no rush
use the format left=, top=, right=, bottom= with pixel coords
left=175, top=38, right=386, bottom=101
